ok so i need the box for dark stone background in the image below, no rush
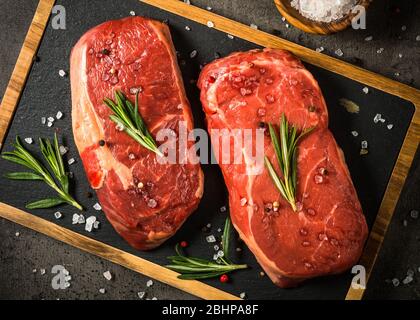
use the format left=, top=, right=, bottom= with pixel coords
left=0, top=0, right=418, bottom=300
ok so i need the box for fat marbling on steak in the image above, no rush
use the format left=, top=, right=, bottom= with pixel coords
left=198, top=49, right=368, bottom=287
left=70, top=17, right=203, bottom=250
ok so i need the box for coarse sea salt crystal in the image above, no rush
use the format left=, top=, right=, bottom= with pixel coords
left=137, top=291, right=146, bottom=299
left=402, top=276, right=413, bottom=285
left=72, top=213, right=79, bottom=224
left=146, top=279, right=154, bottom=287
left=373, top=113, right=382, bottom=123
left=40, top=269, right=46, bottom=275
left=416, top=35, right=420, bottom=42
left=58, top=69, right=66, bottom=77
left=15, top=232, right=20, bottom=237
left=54, top=211, right=62, bottom=219
left=68, top=158, right=75, bottom=165
left=351, top=131, right=359, bottom=137
left=250, top=23, right=258, bottom=30
left=410, top=209, right=419, bottom=219
left=24, top=137, right=33, bottom=144
left=103, top=271, right=112, bottom=281
left=227, top=34, right=234, bottom=39
left=189, top=50, right=198, bottom=58
left=214, top=245, right=219, bottom=251
left=93, top=221, right=100, bottom=229
left=129, top=10, right=135, bottom=16
left=365, top=36, right=373, bottom=41
left=206, top=6, right=212, bottom=11
left=217, top=228, right=222, bottom=232
left=387, top=124, right=394, bottom=130
left=59, top=145, right=68, bottom=155
left=361, top=140, right=368, bottom=149
left=85, top=216, right=97, bottom=232
left=240, top=292, right=246, bottom=299
left=220, top=206, right=227, bottom=212
left=362, top=87, right=369, bottom=94
left=240, top=198, right=247, bottom=206
left=185, top=25, right=191, bottom=31
left=99, top=288, right=106, bottom=294
left=93, top=203, right=102, bottom=211
left=56, top=111, right=63, bottom=119
left=377, top=48, right=384, bottom=54
left=48, top=116, right=55, bottom=123
left=47, top=121, right=53, bottom=127
left=335, top=49, right=344, bottom=57
left=78, top=214, right=85, bottom=224
left=207, top=21, right=214, bottom=28
left=41, top=117, right=46, bottom=125
left=315, top=47, right=324, bottom=53
left=392, top=278, right=400, bottom=286
left=206, top=235, right=216, bottom=243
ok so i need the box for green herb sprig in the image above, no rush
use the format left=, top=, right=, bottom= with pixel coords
left=2, top=134, right=82, bottom=210
left=104, top=90, right=163, bottom=157
left=264, top=114, right=314, bottom=212
left=166, top=217, right=248, bottom=280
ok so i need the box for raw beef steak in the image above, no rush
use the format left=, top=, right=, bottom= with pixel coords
left=198, top=48, right=368, bottom=287
left=71, top=17, right=203, bottom=250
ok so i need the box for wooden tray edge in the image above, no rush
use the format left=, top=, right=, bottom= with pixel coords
left=0, top=202, right=240, bottom=300
left=0, top=0, right=56, bottom=148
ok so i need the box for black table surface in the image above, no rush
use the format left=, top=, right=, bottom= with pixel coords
left=0, top=0, right=419, bottom=300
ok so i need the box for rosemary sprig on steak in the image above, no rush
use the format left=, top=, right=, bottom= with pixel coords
left=2, top=134, right=82, bottom=210
left=103, top=90, right=163, bottom=157
left=166, top=217, right=248, bottom=280
left=265, top=114, right=314, bottom=212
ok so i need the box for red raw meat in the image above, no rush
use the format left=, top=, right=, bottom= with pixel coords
left=198, top=49, right=368, bottom=287
left=71, top=17, right=203, bottom=250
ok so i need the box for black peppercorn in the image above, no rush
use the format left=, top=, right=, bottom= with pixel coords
left=101, top=49, right=110, bottom=55
left=258, top=121, right=266, bottom=128
left=99, top=139, right=106, bottom=146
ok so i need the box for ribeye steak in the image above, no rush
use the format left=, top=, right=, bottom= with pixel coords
left=198, top=49, right=368, bottom=287
left=71, top=17, right=203, bottom=250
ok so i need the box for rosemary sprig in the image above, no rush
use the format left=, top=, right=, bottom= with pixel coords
left=264, top=114, right=314, bottom=212
left=103, top=90, right=163, bottom=157
left=1, top=135, right=82, bottom=210
left=166, top=217, right=248, bottom=280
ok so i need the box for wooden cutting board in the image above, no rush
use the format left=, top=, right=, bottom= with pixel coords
left=0, top=0, right=419, bottom=300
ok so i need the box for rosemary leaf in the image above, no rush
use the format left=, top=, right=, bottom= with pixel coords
left=26, top=198, right=66, bottom=209
left=4, top=172, right=43, bottom=180
left=177, top=271, right=228, bottom=280
left=104, top=90, right=163, bottom=157
left=166, top=218, right=247, bottom=280
left=265, top=114, right=314, bottom=212
left=2, top=136, right=82, bottom=210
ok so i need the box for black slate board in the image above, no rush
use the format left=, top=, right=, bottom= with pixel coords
left=0, top=0, right=415, bottom=299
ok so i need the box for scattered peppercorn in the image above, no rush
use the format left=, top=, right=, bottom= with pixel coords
left=99, top=139, right=106, bottom=146
left=101, top=49, right=110, bottom=55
